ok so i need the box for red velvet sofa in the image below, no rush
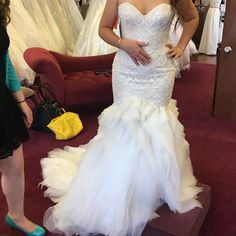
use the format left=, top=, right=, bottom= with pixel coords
left=24, top=47, right=115, bottom=108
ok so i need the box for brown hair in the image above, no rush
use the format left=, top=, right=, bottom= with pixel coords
left=171, top=0, right=183, bottom=18
left=170, top=0, right=184, bottom=28
left=0, top=0, right=10, bottom=27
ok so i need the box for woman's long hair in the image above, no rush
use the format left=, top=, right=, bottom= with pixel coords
left=171, top=0, right=189, bottom=21
left=170, top=0, right=185, bottom=27
left=0, top=0, right=10, bottom=27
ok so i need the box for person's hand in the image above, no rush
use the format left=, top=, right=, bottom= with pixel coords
left=166, top=43, right=185, bottom=59
left=18, top=101, right=33, bottom=128
left=120, top=39, right=151, bottom=65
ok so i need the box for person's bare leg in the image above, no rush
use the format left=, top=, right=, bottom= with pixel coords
left=0, top=145, right=36, bottom=232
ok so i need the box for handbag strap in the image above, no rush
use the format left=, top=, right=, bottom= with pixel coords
left=35, top=83, right=58, bottom=104
left=60, top=108, right=66, bottom=114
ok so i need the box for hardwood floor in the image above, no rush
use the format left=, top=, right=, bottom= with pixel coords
left=191, top=53, right=217, bottom=65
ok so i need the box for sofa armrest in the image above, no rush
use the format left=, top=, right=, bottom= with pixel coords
left=24, top=47, right=65, bottom=106
left=50, top=51, right=116, bottom=74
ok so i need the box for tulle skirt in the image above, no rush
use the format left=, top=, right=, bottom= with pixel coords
left=41, top=97, right=202, bottom=236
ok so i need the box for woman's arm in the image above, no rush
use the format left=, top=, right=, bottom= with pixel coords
left=99, top=0, right=121, bottom=48
left=5, top=51, right=21, bottom=93
left=167, top=0, right=199, bottom=59
left=12, top=89, right=33, bottom=128
left=99, top=0, right=151, bottom=65
left=5, top=52, right=33, bottom=127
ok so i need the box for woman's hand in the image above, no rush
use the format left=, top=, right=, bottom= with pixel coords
left=120, top=39, right=151, bottom=65
left=18, top=102, right=33, bottom=128
left=166, top=43, right=185, bottom=59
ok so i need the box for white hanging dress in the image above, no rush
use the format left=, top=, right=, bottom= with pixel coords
left=199, top=0, right=221, bottom=55
left=36, top=0, right=67, bottom=53
left=46, top=0, right=78, bottom=54
left=73, top=0, right=119, bottom=56
left=22, top=0, right=61, bottom=52
left=59, top=0, right=84, bottom=48
left=8, top=0, right=44, bottom=83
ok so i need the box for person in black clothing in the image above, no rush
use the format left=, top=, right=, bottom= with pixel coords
left=0, top=1, right=45, bottom=235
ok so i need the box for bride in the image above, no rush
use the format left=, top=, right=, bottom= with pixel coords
left=41, top=1, right=202, bottom=236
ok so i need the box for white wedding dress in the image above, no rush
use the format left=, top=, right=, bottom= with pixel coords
left=7, top=24, right=35, bottom=83
left=73, top=0, right=119, bottom=56
left=199, top=0, right=221, bottom=55
left=22, top=0, right=67, bottom=53
left=37, top=0, right=68, bottom=53
left=8, top=0, right=44, bottom=83
left=59, top=0, right=84, bottom=49
left=41, top=3, right=202, bottom=236
left=22, top=0, right=83, bottom=54
left=46, top=0, right=84, bottom=54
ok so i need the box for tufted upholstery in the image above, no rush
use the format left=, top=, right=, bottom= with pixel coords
left=24, top=47, right=115, bottom=108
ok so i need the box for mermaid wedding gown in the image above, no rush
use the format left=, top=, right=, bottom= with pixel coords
left=41, top=3, right=202, bottom=236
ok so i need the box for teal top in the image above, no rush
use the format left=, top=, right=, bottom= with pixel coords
left=3, top=51, right=21, bottom=93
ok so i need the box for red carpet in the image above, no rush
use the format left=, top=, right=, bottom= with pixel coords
left=1, top=62, right=236, bottom=236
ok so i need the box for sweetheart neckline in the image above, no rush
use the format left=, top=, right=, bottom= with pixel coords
left=118, top=2, right=172, bottom=16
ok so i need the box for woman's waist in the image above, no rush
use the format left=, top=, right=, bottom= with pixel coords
left=113, top=49, right=175, bottom=71
left=115, top=44, right=169, bottom=58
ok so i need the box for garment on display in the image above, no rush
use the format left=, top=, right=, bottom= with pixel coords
left=199, top=0, right=222, bottom=55
left=60, top=0, right=84, bottom=45
left=7, top=24, right=35, bottom=84
left=8, top=0, right=84, bottom=83
left=8, top=0, right=45, bottom=84
left=73, top=0, right=120, bottom=56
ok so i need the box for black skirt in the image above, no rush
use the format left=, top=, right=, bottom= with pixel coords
left=0, top=82, right=29, bottom=159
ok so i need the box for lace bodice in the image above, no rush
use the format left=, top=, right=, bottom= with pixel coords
left=119, top=3, right=174, bottom=52
left=113, top=3, right=175, bottom=69
left=112, top=3, right=176, bottom=107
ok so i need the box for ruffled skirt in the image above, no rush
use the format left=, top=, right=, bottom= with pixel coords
left=41, top=98, right=201, bottom=236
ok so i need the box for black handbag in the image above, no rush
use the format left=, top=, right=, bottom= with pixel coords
left=31, top=83, right=61, bottom=132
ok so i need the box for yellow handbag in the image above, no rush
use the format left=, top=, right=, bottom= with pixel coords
left=47, top=109, right=83, bottom=140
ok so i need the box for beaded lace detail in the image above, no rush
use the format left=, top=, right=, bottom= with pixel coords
left=113, top=3, right=176, bottom=107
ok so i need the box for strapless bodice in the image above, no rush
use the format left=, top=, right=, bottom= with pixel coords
left=112, top=2, right=176, bottom=107
left=118, top=3, right=174, bottom=54
left=113, top=2, right=175, bottom=75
